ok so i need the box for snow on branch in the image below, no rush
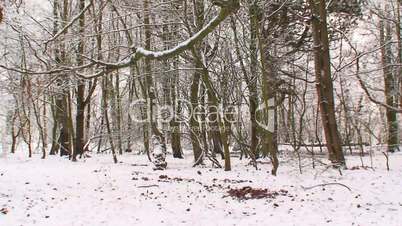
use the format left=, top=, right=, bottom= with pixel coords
left=0, top=0, right=239, bottom=79
left=93, top=0, right=240, bottom=72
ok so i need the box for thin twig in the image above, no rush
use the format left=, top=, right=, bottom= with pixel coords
left=301, top=182, right=352, bottom=192
left=137, top=185, right=159, bottom=188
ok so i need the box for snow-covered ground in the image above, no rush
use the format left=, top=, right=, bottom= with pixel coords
left=0, top=148, right=401, bottom=226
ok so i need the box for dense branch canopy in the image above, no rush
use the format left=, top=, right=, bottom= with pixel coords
left=82, top=0, right=240, bottom=78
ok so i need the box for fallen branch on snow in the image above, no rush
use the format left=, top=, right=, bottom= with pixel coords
left=137, top=185, right=159, bottom=188
left=301, top=182, right=352, bottom=192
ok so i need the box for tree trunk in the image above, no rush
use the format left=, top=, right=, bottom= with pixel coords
left=8, top=110, right=19, bottom=154
left=143, top=0, right=167, bottom=168
left=103, top=77, right=118, bottom=164
left=49, top=98, right=59, bottom=155
left=0, top=4, right=3, bottom=24
left=397, top=0, right=402, bottom=109
left=308, top=0, right=345, bottom=165
left=161, top=19, right=183, bottom=159
left=73, top=0, right=87, bottom=161
left=248, top=1, right=259, bottom=159
left=56, top=0, right=72, bottom=157
left=380, top=9, right=399, bottom=152
left=170, top=61, right=183, bottom=158
left=189, top=65, right=203, bottom=164
left=255, top=1, right=280, bottom=175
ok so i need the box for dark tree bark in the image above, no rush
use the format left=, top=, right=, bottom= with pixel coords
left=161, top=17, right=183, bottom=159
left=258, top=29, right=279, bottom=176
left=189, top=62, right=203, bottom=164
left=51, top=0, right=72, bottom=157
left=170, top=64, right=183, bottom=159
left=248, top=1, right=260, bottom=160
left=189, top=0, right=206, bottom=165
left=379, top=11, right=399, bottom=152
left=143, top=0, right=167, bottom=168
left=0, top=4, right=3, bottom=24
left=49, top=98, right=59, bottom=155
left=73, top=0, right=87, bottom=161
left=308, top=0, right=345, bottom=165
left=8, top=110, right=20, bottom=154
left=102, top=77, right=118, bottom=163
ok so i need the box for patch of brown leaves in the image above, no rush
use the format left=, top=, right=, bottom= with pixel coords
left=348, top=166, right=369, bottom=170
left=226, top=186, right=289, bottom=200
left=0, top=207, right=8, bottom=214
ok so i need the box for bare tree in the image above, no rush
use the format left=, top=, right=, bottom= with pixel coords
left=308, top=0, right=345, bottom=165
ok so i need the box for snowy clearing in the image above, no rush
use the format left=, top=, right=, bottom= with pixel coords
left=1, top=149, right=401, bottom=226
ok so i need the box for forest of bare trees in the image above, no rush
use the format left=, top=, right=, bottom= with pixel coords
left=2, top=1, right=402, bottom=226
left=0, top=0, right=401, bottom=175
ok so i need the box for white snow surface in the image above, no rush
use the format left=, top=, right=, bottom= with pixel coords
left=0, top=149, right=401, bottom=226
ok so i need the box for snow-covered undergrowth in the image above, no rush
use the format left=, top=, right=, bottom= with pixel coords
left=0, top=149, right=401, bottom=226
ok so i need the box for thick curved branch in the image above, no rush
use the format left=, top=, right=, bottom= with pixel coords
left=1, top=0, right=239, bottom=79
left=96, top=0, right=240, bottom=71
